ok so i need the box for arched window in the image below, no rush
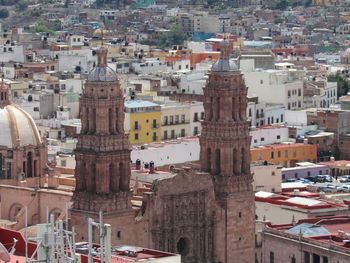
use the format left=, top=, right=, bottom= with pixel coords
left=242, top=147, right=246, bottom=174
left=215, top=149, right=221, bottom=175
left=27, top=152, right=33, bottom=178
left=207, top=148, right=211, bottom=173
left=233, top=148, right=238, bottom=174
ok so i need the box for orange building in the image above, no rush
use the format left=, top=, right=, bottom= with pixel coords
left=164, top=46, right=221, bottom=69
left=251, top=143, right=318, bottom=167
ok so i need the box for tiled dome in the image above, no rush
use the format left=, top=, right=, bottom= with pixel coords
left=87, top=66, right=117, bottom=82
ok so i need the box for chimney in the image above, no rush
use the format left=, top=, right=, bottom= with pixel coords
left=135, top=159, right=141, bottom=170
left=149, top=161, right=155, bottom=174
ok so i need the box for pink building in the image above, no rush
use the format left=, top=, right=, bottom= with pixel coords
left=261, top=216, right=350, bottom=263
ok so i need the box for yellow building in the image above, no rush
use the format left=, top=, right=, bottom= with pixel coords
left=160, top=102, right=191, bottom=140
left=124, top=100, right=161, bottom=144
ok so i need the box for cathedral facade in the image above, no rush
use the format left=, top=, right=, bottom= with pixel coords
left=71, top=42, right=255, bottom=263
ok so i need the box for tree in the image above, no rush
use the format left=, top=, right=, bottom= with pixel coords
left=16, top=0, right=28, bottom=11
left=0, top=8, right=9, bottom=18
left=159, top=26, right=189, bottom=48
left=328, top=74, right=349, bottom=97
left=32, top=19, right=55, bottom=35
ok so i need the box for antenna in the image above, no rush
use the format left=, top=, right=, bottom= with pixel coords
left=0, top=242, right=11, bottom=263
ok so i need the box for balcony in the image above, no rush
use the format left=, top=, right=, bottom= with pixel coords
left=162, top=120, right=190, bottom=126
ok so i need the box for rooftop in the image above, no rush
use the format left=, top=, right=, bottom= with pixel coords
left=266, top=216, right=350, bottom=251
left=124, top=100, right=160, bottom=109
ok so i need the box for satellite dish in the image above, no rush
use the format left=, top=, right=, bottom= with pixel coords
left=0, top=242, right=11, bottom=262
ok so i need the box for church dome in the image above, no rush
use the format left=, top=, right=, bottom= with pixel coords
left=87, top=66, right=117, bottom=82
left=87, top=47, right=118, bottom=82
left=0, top=105, right=42, bottom=148
left=211, top=39, right=239, bottom=73
left=212, top=58, right=238, bottom=72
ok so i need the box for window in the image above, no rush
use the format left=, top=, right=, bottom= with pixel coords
left=249, top=108, right=252, bottom=117
left=271, top=151, right=274, bottom=159
left=285, top=150, right=288, bottom=158
left=281, top=114, right=284, bottom=122
left=304, top=252, right=310, bottom=263
left=298, top=89, right=301, bottom=96
left=153, top=119, right=157, bottom=128
left=294, top=173, right=298, bottom=178
left=164, top=116, right=168, bottom=125
left=270, top=252, right=274, bottom=263
left=193, top=126, right=199, bottom=136
left=181, top=129, right=185, bottom=137
left=170, top=116, right=174, bottom=124
left=278, top=151, right=281, bottom=157
left=277, top=135, right=280, bottom=139
left=152, top=132, right=157, bottom=141
left=194, top=113, right=198, bottom=121
left=171, top=130, right=175, bottom=139
left=288, top=103, right=291, bottom=110
left=181, top=114, right=185, bottom=123
left=322, top=256, right=328, bottom=263
left=134, top=121, right=139, bottom=130
left=254, top=139, right=257, bottom=143
left=175, top=115, right=179, bottom=124
left=60, top=160, right=66, bottom=167
left=200, top=112, right=204, bottom=120
left=293, top=150, right=297, bottom=158
left=291, top=256, right=296, bottom=263
left=258, top=152, right=262, bottom=160
left=134, top=133, right=139, bottom=140
left=164, top=130, right=168, bottom=139
left=260, top=80, right=263, bottom=84
left=261, top=137, right=265, bottom=142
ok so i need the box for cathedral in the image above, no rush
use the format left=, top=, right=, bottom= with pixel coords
left=71, top=41, right=255, bottom=263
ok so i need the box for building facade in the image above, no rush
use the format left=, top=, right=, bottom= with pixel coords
left=70, top=44, right=255, bottom=263
left=124, top=100, right=161, bottom=144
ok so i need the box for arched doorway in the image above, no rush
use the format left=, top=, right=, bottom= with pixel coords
left=177, top=237, right=190, bottom=256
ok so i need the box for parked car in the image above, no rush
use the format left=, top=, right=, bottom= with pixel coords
left=305, top=176, right=318, bottom=183
left=340, top=185, right=350, bottom=193
left=319, top=187, right=334, bottom=193
left=340, top=175, right=350, bottom=183
left=318, top=175, right=333, bottom=183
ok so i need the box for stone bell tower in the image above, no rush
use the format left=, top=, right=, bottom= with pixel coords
left=71, top=47, right=133, bottom=240
left=199, top=40, right=255, bottom=263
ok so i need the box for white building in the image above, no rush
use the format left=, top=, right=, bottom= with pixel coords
left=252, top=163, right=282, bottom=193
left=250, top=126, right=289, bottom=147
left=59, top=78, right=83, bottom=94
left=244, top=69, right=304, bottom=110
left=68, top=35, right=84, bottom=47
left=247, top=99, right=285, bottom=127
left=189, top=101, right=204, bottom=136
left=0, top=43, right=26, bottom=63
left=54, top=49, right=96, bottom=74
left=131, top=58, right=167, bottom=75
left=178, top=72, right=206, bottom=95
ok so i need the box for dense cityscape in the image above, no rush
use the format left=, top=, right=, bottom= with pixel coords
left=1, top=0, right=350, bottom=262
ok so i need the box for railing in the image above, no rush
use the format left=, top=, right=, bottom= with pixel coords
left=162, top=121, right=190, bottom=126
left=151, top=124, right=159, bottom=129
